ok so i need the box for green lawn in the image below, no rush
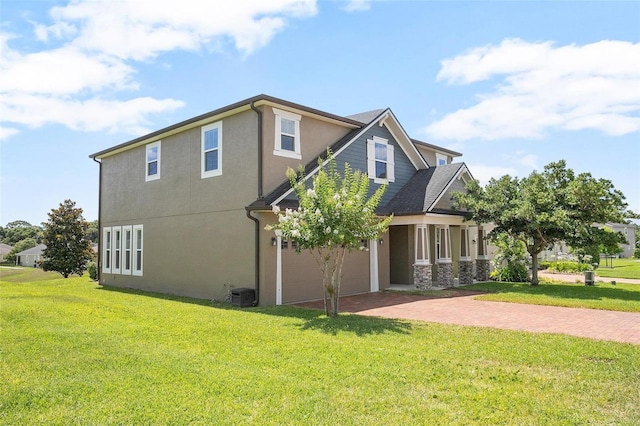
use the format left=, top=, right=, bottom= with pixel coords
left=596, top=258, right=640, bottom=280
left=2, top=267, right=639, bottom=425
left=462, top=280, right=640, bottom=312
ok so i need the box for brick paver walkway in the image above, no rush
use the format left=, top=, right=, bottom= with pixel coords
left=297, top=292, right=640, bottom=344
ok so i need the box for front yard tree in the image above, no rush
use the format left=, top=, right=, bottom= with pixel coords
left=267, top=153, right=392, bottom=317
left=454, top=160, right=629, bottom=286
left=41, top=199, right=94, bottom=278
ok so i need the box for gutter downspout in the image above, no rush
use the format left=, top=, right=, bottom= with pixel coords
left=248, top=101, right=263, bottom=306
left=92, top=157, right=102, bottom=282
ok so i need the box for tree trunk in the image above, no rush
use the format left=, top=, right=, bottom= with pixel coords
left=530, top=252, right=539, bottom=286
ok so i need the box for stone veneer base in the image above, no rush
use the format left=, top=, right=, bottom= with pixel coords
left=413, top=263, right=433, bottom=290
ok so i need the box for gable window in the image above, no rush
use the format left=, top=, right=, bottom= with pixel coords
left=367, top=136, right=395, bottom=184
left=145, top=141, right=161, bottom=181
left=273, top=108, right=301, bottom=159
left=436, top=153, right=447, bottom=166
left=201, top=121, right=222, bottom=179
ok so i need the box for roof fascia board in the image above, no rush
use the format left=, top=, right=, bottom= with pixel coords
left=260, top=100, right=361, bottom=129
left=271, top=110, right=390, bottom=206
left=92, top=104, right=252, bottom=159
left=90, top=94, right=363, bottom=159
left=428, top=164, right=471, bottom=211
left=412, top=139, right=462, bottom=157
left=390, top=213, right=468, bottom=226
left=382, top=110, right=428, bottom=170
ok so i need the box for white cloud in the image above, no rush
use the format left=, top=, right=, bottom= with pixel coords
left=0, top=126, right=20, bottom=141
left=425, top=39, right=640, bottom=141
left=44, top=0, right=318, bottom=60
left=0, top=0, right=318, bottom=137
left=342, top=0, right=373, bottom=12
left=1, top=45, right=135, bottom=95
left=2, top=93, right=184, bottom=134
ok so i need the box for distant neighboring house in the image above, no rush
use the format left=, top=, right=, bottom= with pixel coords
left=90, top=94, right=492, bottom=305
left=15, top=244, right=46, bottom=267
left=0, top=243, right=13, bottom=263
left=539, top=222, right=637, bottom=261
left=606, top=222, right=636, bottom=258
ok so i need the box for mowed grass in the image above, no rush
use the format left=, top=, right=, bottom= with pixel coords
left=596, top=258, right=640, bottom=280
left=463, top=280, right=640, bottom=312
left=2, top=268, right=639, bottom=425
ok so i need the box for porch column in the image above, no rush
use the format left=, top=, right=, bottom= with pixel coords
left=413, top=225, right=432, bottom=290
left=369, top=239, right=379, bottom=292
left=436, top=225, right=454, bottom=287
left=475, top=226, right=490, bottom=281
left=275, top=231, right=283, bottom=305
left=458, top=225, right=474, bottom=286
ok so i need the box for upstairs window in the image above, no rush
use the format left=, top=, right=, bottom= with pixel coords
left=273, top=108, right=301, bottom=159
left=145, top=141, right=161, bottom=181
left=367, top=136, right=395, bottom=184
left=201, top=121, right=222, bottom=179
left=436, top=153, right=447, bottom=166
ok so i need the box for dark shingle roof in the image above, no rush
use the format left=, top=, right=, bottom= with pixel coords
left=380, top=163, right=466, bottom=216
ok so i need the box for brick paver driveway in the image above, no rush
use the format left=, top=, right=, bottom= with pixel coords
left=297, top=292, right=640, bottom=344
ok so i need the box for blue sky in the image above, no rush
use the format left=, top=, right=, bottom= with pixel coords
left=1, top=0, right=639, bottom=226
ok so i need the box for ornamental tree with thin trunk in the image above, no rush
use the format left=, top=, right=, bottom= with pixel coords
left=41, top=199, right=94, bottom=278
left=267, top=152, right=392, bottom=317
left=453, top=160, right=629, bottom=286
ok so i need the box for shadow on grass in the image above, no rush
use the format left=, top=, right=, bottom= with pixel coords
left=99, top=285, right=412, bottom=336
left=253, top=305, right=413, bottom=336
left=460, top=281, right=640, bottom=303
left=99, top=284, right=214, bottom=307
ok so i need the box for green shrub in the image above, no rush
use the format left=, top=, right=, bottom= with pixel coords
left=538, top=260, right=552, bottom=270
left=490, top=262, right=529, bottom=282
left=86, top=262, right=98, bottom=281
left=547, top=261, right=593, bottom=274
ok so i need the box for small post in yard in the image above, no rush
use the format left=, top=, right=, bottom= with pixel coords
left=584, top=270, right=595, bottom=286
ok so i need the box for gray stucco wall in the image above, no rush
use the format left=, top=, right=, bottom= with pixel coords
left=100, top=110, right=259, bottom=300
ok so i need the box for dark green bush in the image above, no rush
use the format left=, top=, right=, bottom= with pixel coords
left=87, top=262, right=98, bottom=281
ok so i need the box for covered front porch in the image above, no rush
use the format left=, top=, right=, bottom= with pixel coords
left=387, top=214, right=491, bottom=289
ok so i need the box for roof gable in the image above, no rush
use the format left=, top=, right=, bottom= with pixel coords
left=256, top=109, right=429, bottom=208
left=381, top=163, right=473, bottom=216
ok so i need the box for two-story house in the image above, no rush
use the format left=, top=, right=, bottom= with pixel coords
left=90, top=95, right=491, bottom=305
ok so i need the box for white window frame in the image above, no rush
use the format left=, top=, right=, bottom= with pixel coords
left=122, top=225, right=132, bottom=275
left=367, top=136, right=395, bottom=184
left=145, top=141, right=161, bottom=181
left=436, top=153, right=447, bottom=166
left=112, top=226, right=122, bottom=274
left=273, top=108, right=302, bottom=160
left=102, top=227, right=112, bottom=274
left=201, top=121, right=222, bottom=179
left=133, top=224, right=144, bottom=276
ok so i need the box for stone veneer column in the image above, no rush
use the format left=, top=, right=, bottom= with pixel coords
left=476, top=259, right=491, bottom=282
left=458, top=260, right=474, bottom=285
left=437, top=262, right=454, bottom=287
left=413, top=263, right=433, bottom=290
